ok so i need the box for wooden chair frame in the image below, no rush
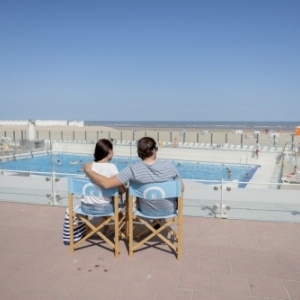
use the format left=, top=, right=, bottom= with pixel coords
left=68, top=177, right=125, bottom=258
left=126, top=180, right=183, bottom=259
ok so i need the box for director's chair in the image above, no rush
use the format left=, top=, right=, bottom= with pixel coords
left=67, top=177, right=125, bottom=258
left=127, top=180, right=183, bottom=259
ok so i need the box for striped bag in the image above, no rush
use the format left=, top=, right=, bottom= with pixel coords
left=63, top=207, right=85, bottom=245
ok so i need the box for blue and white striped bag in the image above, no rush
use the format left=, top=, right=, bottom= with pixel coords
left=63, top=207, right=85, bottom=245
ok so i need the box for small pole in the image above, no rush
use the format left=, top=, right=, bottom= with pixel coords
left=220, top=180, right=223, bottom=218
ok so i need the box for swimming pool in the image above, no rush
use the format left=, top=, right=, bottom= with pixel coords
left=0, top=153, right=259, bottom=187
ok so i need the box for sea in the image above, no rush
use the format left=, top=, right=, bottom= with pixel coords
left=85, top=121, right=299, bottom=131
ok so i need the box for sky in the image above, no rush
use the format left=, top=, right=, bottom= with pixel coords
left=0, top=0, right=299, bottom=122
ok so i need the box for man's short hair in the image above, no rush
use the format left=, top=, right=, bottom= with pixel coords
left=137, top=137, right=156, bottom=160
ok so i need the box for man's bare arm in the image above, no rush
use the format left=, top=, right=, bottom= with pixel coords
left=84, top=162, right=123, bottom=189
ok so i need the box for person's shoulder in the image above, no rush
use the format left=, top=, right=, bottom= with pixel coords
left=107, top=162, right=117, bottom=166
left=156, top=159, right=175, bottom=167
left=107, top=162, right=118, bottom=169
left=156, top=159, right=171, bottom=164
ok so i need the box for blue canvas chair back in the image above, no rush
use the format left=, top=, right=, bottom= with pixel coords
left=129, top=180, right=181, bottom=199
left=68, top=177, right=118, bottom=197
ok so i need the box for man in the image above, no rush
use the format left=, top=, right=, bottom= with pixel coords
left=84, top=137, right=184, bottom=216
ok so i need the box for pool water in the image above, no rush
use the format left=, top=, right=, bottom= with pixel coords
left=1, top=153, right=259, bottom=187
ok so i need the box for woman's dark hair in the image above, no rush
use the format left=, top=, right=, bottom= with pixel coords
left=94, top=139, right=113, bottom=161
left=137, top=137, right=156, bottom=160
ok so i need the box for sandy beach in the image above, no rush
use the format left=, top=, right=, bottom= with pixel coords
left=0, top=123, right=298, bottom=149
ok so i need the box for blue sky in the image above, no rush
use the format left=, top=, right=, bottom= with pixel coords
left=0, top=0, right=299, bottom=122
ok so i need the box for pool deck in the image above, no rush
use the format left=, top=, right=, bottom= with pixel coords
left=0, top=201, right=300, bottom=300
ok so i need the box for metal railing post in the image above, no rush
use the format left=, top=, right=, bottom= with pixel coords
left=220, top=180, right=224, bottom=217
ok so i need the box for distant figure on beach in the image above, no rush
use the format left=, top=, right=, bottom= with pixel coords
left=173, top=138, right=179, bottom=147
left=285, top=166, right=298, bottom=178
left=255, top=143, right=260, bottom=159
left=292, top=166, right=297, bottom=175
left=265, top=128, right=269, bottom=134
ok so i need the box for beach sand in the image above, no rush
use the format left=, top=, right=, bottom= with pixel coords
left=0, top=124, right=298, bottom=148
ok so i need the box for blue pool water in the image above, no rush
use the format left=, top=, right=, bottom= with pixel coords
left=1, top=153, right=259, bottom=187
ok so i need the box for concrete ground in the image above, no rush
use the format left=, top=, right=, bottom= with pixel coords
left=0, top=201, right=300, bottom=300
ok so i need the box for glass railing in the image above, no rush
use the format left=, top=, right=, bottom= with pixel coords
left=183, top=179, right=300, bottom=222
left=1, top=169, right=299, bottom=223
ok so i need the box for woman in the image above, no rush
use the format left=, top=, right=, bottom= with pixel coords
left=81, top=139, right=126, bottom=215
left=255, top=143, right=260, bottom=159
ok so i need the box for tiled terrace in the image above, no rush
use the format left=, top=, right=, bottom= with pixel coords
left=1, top=202, right=300, bottom=300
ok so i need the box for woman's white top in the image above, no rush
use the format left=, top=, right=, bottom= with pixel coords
left=81, top=162, right=119, bottom=205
